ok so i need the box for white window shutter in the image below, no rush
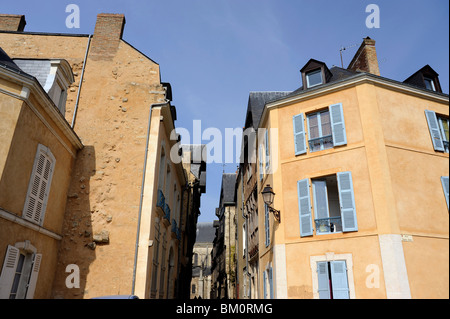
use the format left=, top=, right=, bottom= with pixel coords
left=23, top=145, right=55, bottom=225
left=441, top=176, right=449, bottom=210
left=317, top=262, right=331, bottom=299
left=0, top=245, right=20, bottom=299
left=293, top=114, right=307, bottom=155
left=329, top=103, right=347, bottom=146
left=25, top=253, right=42, bottom=299
left=337, top=172, right=358, bottom=232
left=425, top=110, right=445, bottom=151
left=330, top=261, right=350, bottom=299
left=297, top=179, right=313, bottom=237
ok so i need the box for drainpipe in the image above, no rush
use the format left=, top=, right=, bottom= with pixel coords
left=71, top=34, right=92, bottom=129
left=132, top=101, right=169, bottom=296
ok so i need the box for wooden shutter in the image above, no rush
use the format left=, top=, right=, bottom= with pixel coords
left=25, top=253, right=42, bottom=299
left=297, top=179, right=313, bottom=237
left=269, top=267, right=274, bottom=299
left=259, top=144, right=264, bottom=181
left=265, top=129, right=270, bottom=171
left=317, top=262, right=331, bottom=299
left=330, top=261, right=350, bottom=299
left=337, top=172, right=358, bottom=232
left=0, top=245, right=20, bottom=299
left=263, top=270, right=267, bottom=299
left=293, top=114, right=307, bottom=155
left=441, top=176, right=449, bottom=210
left=425, top=110, right=445, bottom=151
left=23, top=145, right=55, bottom=225
left=329, top=103, right=347, bottom=146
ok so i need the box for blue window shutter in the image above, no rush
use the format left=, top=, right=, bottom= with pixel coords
left=317, top=262, right=331, bottom=299
left=337, top=172, right=358, bottom=232
left=330, top=261, right=350, bottom=299
left=265, top=129, right=270, bottom=171
left=265, top=204, right=270, bottom=247
left=259, top=145, right=264, bottom=181
left=425, top=110, right=445, bottom=151
left=293, top=114, right=307, bottom=155
left=441, top=176, right=449, bottom=210
left=269, top=267, right=274, bottom=299
left=329, top=103, right=347, bottom=147
left=263, top=270, right=267, bottom=299
left=297, top=179, right=313, bottom=237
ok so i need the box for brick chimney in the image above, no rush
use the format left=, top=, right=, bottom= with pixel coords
left=0, top=14, right=26, bottom=32
left=90, top=13, right=126, bottom=60
left=347, top=37, right=380, bottom=76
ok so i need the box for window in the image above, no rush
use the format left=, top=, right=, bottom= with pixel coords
left=293, top=103, right=347, bottom=155
left=424, top=77, right=436, bottom=91
left=297, top=172, right=358, bottom=237
left=0, top=244, right=42, bottom=299
left=425, top=110, right=449, bottom=153
left=259, top=144, right=264, bottom=181
left=317, top=261, right=349, bottom=299
left=312, top=176, right=342, bottom=234
left=23, top=144, right=55, bottom=226
left=438, top=116, right=449, bottom=153
left=306, top=69, right=323, bottom=88
left=307, top=110, right=333, bottom=152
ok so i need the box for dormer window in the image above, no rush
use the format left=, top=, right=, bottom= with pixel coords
left=300, top=59, right=332, bottom=91
left=403, top=65, right=442, bottom=93
left=306, top=69, right=323, bottom=88
left=13, top=59, right=74, bottom=116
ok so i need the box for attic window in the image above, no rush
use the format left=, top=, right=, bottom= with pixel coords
left=306, top=69, right=323, bottom=88
left=424, top=77, right=436, bottom=91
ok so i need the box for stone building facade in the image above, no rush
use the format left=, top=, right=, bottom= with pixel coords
left=0, top=13, right=205, bottom=299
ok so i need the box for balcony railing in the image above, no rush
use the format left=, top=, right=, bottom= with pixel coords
left=314, top=216, right=342, bottom=234
left=157, top=189, right=165, bottom=209
left=308, top=135, right=333, bottom=152
left=171, top=219, right=181, bottom=241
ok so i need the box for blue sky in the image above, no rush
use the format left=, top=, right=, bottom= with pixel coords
left=3, top=0, right=448, bottom=223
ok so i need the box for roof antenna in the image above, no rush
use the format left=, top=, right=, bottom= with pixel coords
left=339, top=44, right=358, bottom=68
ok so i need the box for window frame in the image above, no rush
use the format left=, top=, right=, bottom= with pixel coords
left=438, top=116, right=449, bottom=153
left=307, top=109, right=333, bottom=153
left=306, top=69, right=323, bottom=88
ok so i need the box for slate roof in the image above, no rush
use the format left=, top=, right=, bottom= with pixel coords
left=220, top=173, right=236, bottom=205
left=13, top=59, right=51, bottom=89
left=0, top=46, right=33, bottom=79
left=195, top=222, right=216, bottom=244
left=245, top=91, right=291, bottom=130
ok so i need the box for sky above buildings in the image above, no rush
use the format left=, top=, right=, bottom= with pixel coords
left=2, top=0, right=448, bottom=223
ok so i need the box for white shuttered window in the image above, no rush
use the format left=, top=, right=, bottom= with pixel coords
left=23, top=144, right=55, bottom=225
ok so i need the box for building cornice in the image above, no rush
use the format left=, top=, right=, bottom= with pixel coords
left=260, top=73, right=449, bottom=127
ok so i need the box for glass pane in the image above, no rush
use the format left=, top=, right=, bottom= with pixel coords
left=313, top=180, right=329, bottom=219
left=441, top=118, right=449, bottom=141
left=307, top=70, right=323, bottom=88
left=308, top=114, right=319, bottom=139
left=320, top=111, right=332, bottom=136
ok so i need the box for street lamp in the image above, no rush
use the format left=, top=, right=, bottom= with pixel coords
left=261, top=185, right=281, bottom=223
